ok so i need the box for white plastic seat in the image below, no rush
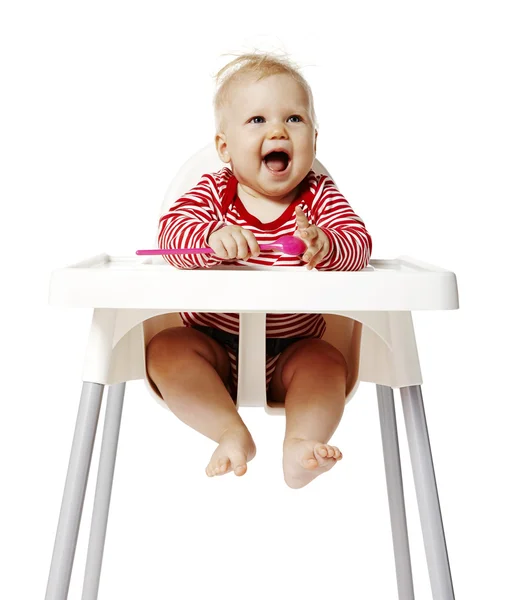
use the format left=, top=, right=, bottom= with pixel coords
left=45, top=144, right=459, bottom=600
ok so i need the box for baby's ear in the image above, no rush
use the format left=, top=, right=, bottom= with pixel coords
left=215, top=133, right=231, bottom=163
left=314, top=129, right=318, bottom=155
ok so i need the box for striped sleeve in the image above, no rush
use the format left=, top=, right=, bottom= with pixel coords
left=310, top=175, right=372, bottom=271
left=157, top=172, right=228, bottom=269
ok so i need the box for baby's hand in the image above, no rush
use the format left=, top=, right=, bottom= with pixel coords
left=208, top=225, right=261, bottom=260
left=294, top=206, right=330, bottom=270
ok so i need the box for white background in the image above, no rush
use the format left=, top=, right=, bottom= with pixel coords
left=1, top=1, right=504, bottom=598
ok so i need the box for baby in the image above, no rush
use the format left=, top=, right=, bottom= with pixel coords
left=146, top=53, right=372, bottom=489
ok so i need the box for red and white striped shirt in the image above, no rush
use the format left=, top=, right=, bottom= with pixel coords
left=158, top=167, right=372, bottom=338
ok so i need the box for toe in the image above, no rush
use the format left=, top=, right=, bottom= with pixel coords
left=302, top=456, right=318, bottom=469
left=230, top=451, right=248, bottom=476
left=234, top=464, right=247, bottom=476
left=217, top=457, right=230, bottom=474
left=315, top=444, right=330, bottom=459
left=318, top=445, right=329, bottom=458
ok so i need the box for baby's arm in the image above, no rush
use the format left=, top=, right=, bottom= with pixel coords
left=309, top=176, right=372, bottom=271
left=157, top=173, right=227, bottom=269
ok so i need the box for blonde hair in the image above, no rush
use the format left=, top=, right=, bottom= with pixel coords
left=213, top=52, right=317, bottom=132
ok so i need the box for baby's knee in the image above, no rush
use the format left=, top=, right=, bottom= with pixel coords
left=320, top=341, right=348, bottom=372
left=282, top=340, right=348, bottom=387
left=299, top=339, right=346, bottom=365
left=316, top=343, right=348, bottom=380
left=146, top=327, right=191, bottom=376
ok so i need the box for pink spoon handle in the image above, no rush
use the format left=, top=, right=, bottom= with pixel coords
left=136, top=247, right=214, bottom=255
left=136, top=235, right=306, bottom=257
left=136, top=243, right=278, bottom=256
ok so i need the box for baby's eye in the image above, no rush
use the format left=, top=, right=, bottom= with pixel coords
left=249, top=116, right=265, bottom=124
left=287, top=115, right=303, bottom=123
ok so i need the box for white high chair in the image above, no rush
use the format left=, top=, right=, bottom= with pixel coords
left=46, top=144, right=459, bottom=600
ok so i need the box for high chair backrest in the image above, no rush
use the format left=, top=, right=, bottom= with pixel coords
left=143, top=143, right=362, bottom=411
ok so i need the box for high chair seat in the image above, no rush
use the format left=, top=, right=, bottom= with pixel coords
left=45, top=144, right=459, bottom=600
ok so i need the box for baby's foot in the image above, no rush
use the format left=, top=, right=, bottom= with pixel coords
left=205, top=427, right=256, bottom=478
left=282, top=438, right=342, bottom=489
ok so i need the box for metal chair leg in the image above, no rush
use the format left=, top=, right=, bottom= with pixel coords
left=45, top=382, right=105, bottom=600
left=400, top=385, right=455, bottom=600
left=82, top=382, right=126, bottom=600
left=377, top=385, right=415, bottom=600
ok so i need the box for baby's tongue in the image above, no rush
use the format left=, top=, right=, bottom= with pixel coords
left=265, top=152, right=287, bottom=172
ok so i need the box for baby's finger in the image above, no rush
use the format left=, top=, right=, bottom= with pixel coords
left=231, top=231, right=250, bottom=260
left=212, top=240, right=229, bottom=259
left=301, top=244, right=316, bottom=263
left=306, top=239, right=330, bottom=269
left=241, top=228, right=261, bottom=257
left=295, top=205, right=310, bottom=228
left=300, top=225, right=318, bottom=242
left=302, top=239, right=322, bottom=263
left=306, top=247, right=325, bottom=270
left=221, top=236, right=238, bottom=259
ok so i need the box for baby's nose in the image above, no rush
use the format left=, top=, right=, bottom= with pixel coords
left=267, top=123, right=288, bottom=139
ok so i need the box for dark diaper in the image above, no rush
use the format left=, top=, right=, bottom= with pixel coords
left=191, top=324, right=307, bottom=358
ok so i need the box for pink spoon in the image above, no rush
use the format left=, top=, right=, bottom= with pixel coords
left=136, top=235, right=306, bottom=257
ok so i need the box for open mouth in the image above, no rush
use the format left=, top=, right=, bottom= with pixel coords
left=263, top=151, right=291, bottom=173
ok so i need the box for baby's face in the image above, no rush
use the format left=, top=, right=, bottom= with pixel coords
left=215, top=73, right=317, bottom=200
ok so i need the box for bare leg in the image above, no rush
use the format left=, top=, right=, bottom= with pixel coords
left=269, top=339, right=347, bottom=489
left=146, top=327, right=256, bottom=476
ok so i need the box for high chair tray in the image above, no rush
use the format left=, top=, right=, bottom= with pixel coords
left=49, top=254, right=458, bottom=311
